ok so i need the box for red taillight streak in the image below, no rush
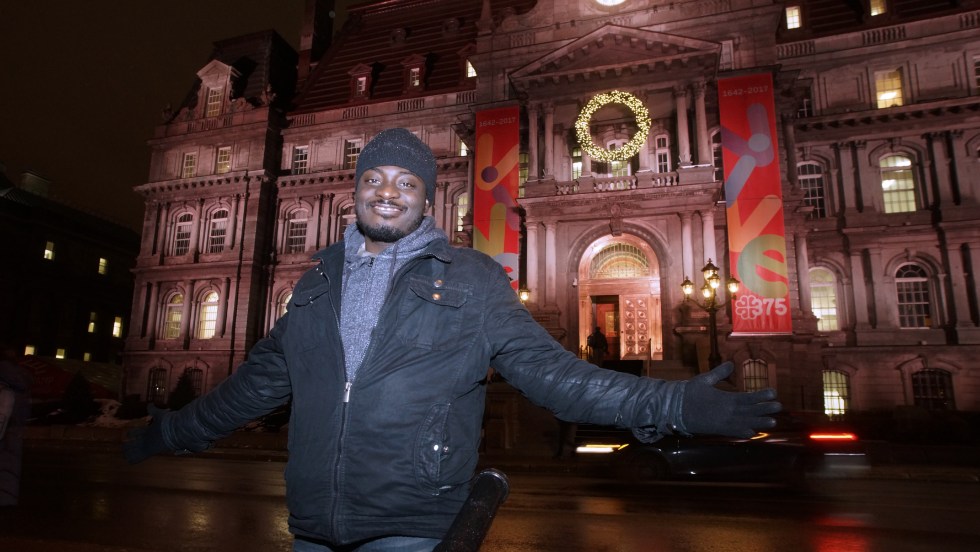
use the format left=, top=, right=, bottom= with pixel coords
left=809, top=432, right=857, bottom=441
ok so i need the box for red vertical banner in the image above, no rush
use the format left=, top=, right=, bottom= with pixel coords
left=718, top=73, right=793, bottom=334
left=473, top=106, right=521, bottom=290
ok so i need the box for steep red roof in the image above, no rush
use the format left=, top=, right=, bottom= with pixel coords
left=292, top=0, right=537, bottom=114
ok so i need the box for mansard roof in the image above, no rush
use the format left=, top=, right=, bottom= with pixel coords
left=292, top=0, right=536, bottom=114
left=777, top=0, right=980, bottom=41
left=510, top=24, right=720, bottom=93
left=174, top=30, right=298, bottom=115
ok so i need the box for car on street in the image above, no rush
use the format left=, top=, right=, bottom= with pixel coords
left=600, top=411, right=869, bottom=488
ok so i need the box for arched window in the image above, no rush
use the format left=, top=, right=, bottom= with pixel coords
left=147, top=368, right=168, bottom=405
left=912, top=369, right=955, bottom=410
left=822, top=369, right=850, bottom=419
left=742, top=359, right=769, bottom=392
left=880, top=154, right=917, bottom=213
left=186, top=368, right=204, bottom=396
left=337, top=204, right=356, bottom=241
left=809, top=267, right=839, bottom=331
left=207, top=209, right=229, bottom=253
left=454, top=193, right=469, bottom=233
left=197, top=291, right=219, bottom=339
left=162, top=293, right=183, bottom=339
left=896, top=263, right=931, bottom=328
left=798, top=162, right=827, bottom=218
left=171, top=213, right=193, bottom=256
left=277, top=290, right=292, bottom=319
left=589, top=243, right=649, bottom=279
left=285, top=209, right=309, bottom=253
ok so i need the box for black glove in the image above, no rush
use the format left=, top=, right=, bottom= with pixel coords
left=679, top=362, right=781, bottom=438
left=123, top=404, right=172, bottom=464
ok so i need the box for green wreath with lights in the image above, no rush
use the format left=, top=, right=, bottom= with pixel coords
left=574, top=90, right=651, bottom=162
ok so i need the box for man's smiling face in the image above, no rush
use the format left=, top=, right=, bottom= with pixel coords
left=354, top=165, right=429, bottom=253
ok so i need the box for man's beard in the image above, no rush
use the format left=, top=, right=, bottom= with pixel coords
left=356, top=210, right=424, bottom=244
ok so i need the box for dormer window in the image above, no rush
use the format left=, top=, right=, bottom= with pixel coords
left=356, top=77, right=367, bottom=95
left=410, top=67, right=421, bottom=88
left=349, top=64, right=374, bottom=101
left=466, top=60, right=477, bottom=78
left=870, top=0, right=887, bottom=16
left=402, top=55, right=427, bottom=93
left=785, top=5, right=802, bottom=29
left=205, top=87, right=223, bottom=117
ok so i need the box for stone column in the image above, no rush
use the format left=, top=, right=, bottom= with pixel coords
left=794, top=231, right=812, bottom=315
left=528, top=104, right=540, bottom=180
left=526, top=221, right=539, bottom=304
left=217, top=277, right=230, bottom=338
left=545, top=220, right=557, bottom=306
left=927, top=132, right=954, bottom=206
left=681, top=212, right=694, bottom=281
left=180, top=280, right=196, bottom=345
left=867, top=248, right=898, bottom=328
left=543, top=104, right=555, bottom=178
left=700, top=209, right=717, bottom=269
left=435, top=182, right=449, bottom=230
left=145, top=282, right=160, bottom=339
left=854, top=141, right=880, bottom=213
left=950, top=130, right=977, bottom=203
left=674, top=86, right=691, bottom=166
left=834, top=142, right=858, bottom=215
left=849, top=250, right=871, bottom=329
left=156, top=202, right=171, bottom=259
left=582, top=150, right=592, bottom=176
left=693, top=81, right=711, bottom=165
left=190, top=199, right=203, bottom=257
left=228, top=194, right=240, bottom=250
left=321, top=193, right=335, bottom=248
left=782, top=115, right=798, bottom=189
left=312, top=194, right=324, bottom=250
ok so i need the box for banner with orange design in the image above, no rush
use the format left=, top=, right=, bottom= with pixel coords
left=718, top=73, right=793, bottom=334
left=473, top=106, right=521, bottom=290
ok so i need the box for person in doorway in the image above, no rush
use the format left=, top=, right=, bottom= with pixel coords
left=124, top=128, right=781, bottom=551
left=0, top=341, right=31, bottom=507
left=586, top=326, right=609, bottom=366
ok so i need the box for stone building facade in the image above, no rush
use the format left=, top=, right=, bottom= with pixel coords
left=123, top=1, right=980, bottom=439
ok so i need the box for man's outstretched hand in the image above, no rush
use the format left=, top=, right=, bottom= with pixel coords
left=680, top=362, right=782, bottom=438
left=123, top=404, right=171, bottom=464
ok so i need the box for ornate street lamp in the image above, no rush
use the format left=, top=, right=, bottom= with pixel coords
left=681, top=259, right=740, bottom=367
left=518, top=287, right=530, bottom=304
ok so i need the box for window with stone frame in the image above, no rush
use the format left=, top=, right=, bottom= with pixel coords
left=207, top=209, right=228, bottom=253
left=798, top=162, right=827, bottom=218
left=285, top=209, right=309, bottom=254
left=205, top=87, right=223, bottom=117
left=870, top=0, right=887, bottom=17
left=974, top=55, right=980, bottom=91
left=455, top=192, right=469, bottom=233
left=215, top=146, right=232, bottom=174
left=912, top=369, right=955, bottom=410
left=465, top=59, right=477, bottom=78
left=197, top=291, right=219, bottom=339
left=277, top=290, right=293, bottom=320
left=147, top=368, right=168, bottom=405
left=112, top=316, right=123, bottom=338
left=344, top=139, right=362, bottom=170
left=338, top=204, right=356, bottom=241
left=292, top=145, right=310, bottom=175
left=896, top=263, right=932, bottom=328
left=162, top=293, right=183, bottom=339
left=810, top=267, right=839, bottom=331
left=181, top=152, right=197, bottom=179
left=823, top=369, right=850, bottom=419
left=742, top=359, right=770, bottom=392
left=171, top=213, right=193, bottom=256
left=875, top=68, right=904, bottom=108
left=785, top=5, right=802, bottom=29
left=711, top=131, right=723, bottom=181
left=880, top=154, right=918, bottom=213
left=187, top=368, right=204, bottom=396
left=571, top=147, right=582, bottom=180
left=98, top=257, right=108, bottom=274
left=654, top=135, right=671, bottom=173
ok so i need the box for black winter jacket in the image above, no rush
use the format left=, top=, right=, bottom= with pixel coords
left=160, top=236, right=687, bottom=544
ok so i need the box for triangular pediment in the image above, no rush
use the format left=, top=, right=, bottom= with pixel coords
left=511, top=25, right=720, bottom=90
left=196, top=59, right=237, bottom=80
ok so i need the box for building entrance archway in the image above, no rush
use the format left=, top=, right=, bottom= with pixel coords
left=577, top=235, right=663, bottom=366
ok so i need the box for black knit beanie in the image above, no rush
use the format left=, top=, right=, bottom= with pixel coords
left=355, top=128, right=437, bottom=204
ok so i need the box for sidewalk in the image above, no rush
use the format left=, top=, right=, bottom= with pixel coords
left=23, top=425, right=980, bottom=483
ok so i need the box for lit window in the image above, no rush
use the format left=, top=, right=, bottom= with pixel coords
left=410, top=67, right=421, bottom=87
left=172, top=213, right=193, bottom=256
left=344, top=139, right=362, bottom=170
left=571, top=147, right=582, bottom=180
left=455, top=193, right=469, bottom=232
left=205, top=87, right=223, bottom=117
left=742, top=359, right=769, bottom=391
left=112, top=316, right=123, bottom=338
left=197, top=292, right=219, bottom=339
left=655, top=135, right=670, bottom=173
left=875, top=69, right=904, bottom=108
left=88, top=312, right=98, bottom=334
left=823, top=370, right=850, bottom=419
left=519, top=152, right=529, bottom=185
left=83, top=352, right=91, bottom=362
left=459, top=138, right=468, bottom=156
left=163, top=293, right=183, bottom=339
left=356, top=76, right=368, bottom=95
left=974, top=56, right=980, bottom=90
left=208, top=209, right=228, bottom=253
left=595, top=0, right=626, bottom=5
left=711, top=131, right=723, bottom=181
left=809, top=267, right=839, bottom=331
left=98, top=257, right=108, bottom=274
left=215, top=146, right=232, bottom=174
left=182, top=152, right=197, bottom=178
left=465, top=60, right=477, bottom=78
left=880, top=154, right=917, bottom=213
left=912, top=369, right=955, bottom=410
left=798, top=162, right=827, bottom=218
left=24, top=345, right=35, bottom=356
left=278, top=291, right=292, bottom=319
left=44, top=241, right=55, bottom=260
left=896, top=264, right=931, bottom=328
left=608, top=143, right=629, bottom=177
left=785, top=6, right=802, bottom=29
left=870, top=0, right=887, bottom=16
left=147, top=368, right=168, bottom=405
left=55, top=348, right=66, bottom=359
left=285, top=210, right=309, bottom=254
left=292, top=146, right=309, bottom=175
left=589, top=243, right=650, bottom=279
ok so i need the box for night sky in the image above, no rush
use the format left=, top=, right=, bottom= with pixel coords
left=1, top=1, right=350, bottom=231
